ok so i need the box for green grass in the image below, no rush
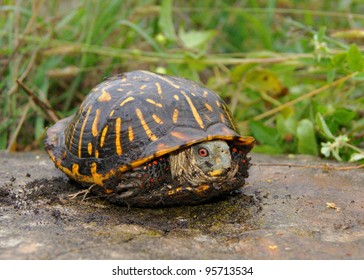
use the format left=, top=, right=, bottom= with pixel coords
left=1, top=0, right=363, bottom=163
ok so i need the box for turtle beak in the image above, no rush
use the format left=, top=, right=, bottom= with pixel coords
left=207, top=154, right=231, bottom=177
left=208, top=169, right=227, bottom=177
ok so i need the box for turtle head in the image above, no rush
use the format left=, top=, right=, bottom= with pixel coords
left=169, top=140, right=236, bottom=186
left=191, top=140, right=231, bottom=177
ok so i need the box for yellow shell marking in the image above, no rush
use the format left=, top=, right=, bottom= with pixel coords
left=171, top=131, right=189, bottom=140
left=52, top=161, right=112, bottom=186
left=72, top=163, right=80, bottom=176
left=78, top=105, right=92, bottom=158
left=152, top=114, right=163, bottom=124
left=72, top=162, right=111, bottom=186
left=172, top=108, right=179, bottom=123
left=98, top=88, right=112, bottom=102
left=146, top=98, right=163, bottom=108
left=173, top=95, right=179, bottom=101
left=105, top=189, right=113, bottom=194
left=222, top=104, right=237, bottom=131
left=141, top=70, right=180, bottom=89
left=100, top=125, right=108, bottom=148
left=109, top=110, right=115, bottom=117
left=159, top=76, right=180, bottom=88
left=120, top=96, right=135, bottom=106
left=87, top=142, right=93, bottom=156
left=128, top=126, right=134, bottom=142
left=167, top=186, right=197, bottom=196
left=81, top=98, right=92, bottom=113
left=93, top=162, right=114, bottom=185
left=68, top=98, right=93, bottom=151
left=205, top=103, right=213, bottom=112
left=167, top=187, right=182, bottom=196
left=135, top=108, right=157, bottom=141
left=90, top=162, right=103, bottom=185
left=140, top=85, right=147, bottom=90
left=203, top=90, right=209, bottom=98
left=156, top=142, right=170, bottom=151
left=180, top=90, right=204, bottom=129
left=220, top=113, right=225, bottom=124
left=196, top=184, right=210, bottom=193
left=216, top=100, right=221, bottom=107
left=92, top=108, right=101, bottom=137
left=155, top=82, right=162, bottom=95
left=115, top=117, right=122, bottom=155
left=68, top=115, right=81, bottom=151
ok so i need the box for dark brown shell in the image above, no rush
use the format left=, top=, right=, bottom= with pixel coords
left=45, top=70, right=254, bottom=186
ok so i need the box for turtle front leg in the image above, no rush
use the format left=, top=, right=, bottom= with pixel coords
left=111, top=169, right=146, bottom=199
left=108, top=156, right=172, bottom=203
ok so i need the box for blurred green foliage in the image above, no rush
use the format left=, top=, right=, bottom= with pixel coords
left=0, top=0, right=363, bottom=163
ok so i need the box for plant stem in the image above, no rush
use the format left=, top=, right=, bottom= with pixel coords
left=253, top=72, right=358, bottom=121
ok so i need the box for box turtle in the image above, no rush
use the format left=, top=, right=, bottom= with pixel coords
left=45, top=70, right=255, bottom=207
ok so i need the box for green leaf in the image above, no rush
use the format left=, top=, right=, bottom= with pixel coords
left=317, top=26, right=327, bottom=42
left=249, top=120, right=278, bottom=147
left=332, top=108, right=357, bottom=126
left=332, top=52, right=346, bottom=68
left=230, top=64, right=256, bottom=83
left=158, top=0, right=176, bottom=41
left=178, top=28, right=216, bottom=51
left=251, top=145, right=283, bottom=155
left=245, top=68, right=286, bottom=97
left=118, top=20, right=162, bottom=52
left=0, top=130, right=8, bottom=149
left=296, top=119, right=318, bottom=155
left=346, top=44, right=364, bottom=72
left=316, top=113, right=335, bottom=139
left=327, top=68, right=335, bottom=83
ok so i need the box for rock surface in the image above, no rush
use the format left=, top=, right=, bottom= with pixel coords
left=0, top=151, right=363, bottom=259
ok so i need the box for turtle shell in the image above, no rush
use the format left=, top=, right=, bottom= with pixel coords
left=45, top=70, right=254, bottom=187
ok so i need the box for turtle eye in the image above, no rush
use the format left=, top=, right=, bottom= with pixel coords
left=198, top=147, right=209, bottom=157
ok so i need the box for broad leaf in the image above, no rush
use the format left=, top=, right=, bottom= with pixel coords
left=249, top=120, right=278, bottom=147
left=316, top=113, right=335, bottom=139
left=332, top=108, right=357, bottom=126
left=297, top=119, right=318, bottom=155
left=346, top=44, right=364, bottom=72
left=178, top=28, right=216, bottom=51
left=158, top=0, right=176, bottom=41
left=245, top=68, right=287, bottom=97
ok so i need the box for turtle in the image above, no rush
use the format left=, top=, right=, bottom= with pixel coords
left=45, top=70, right=255, bottom=207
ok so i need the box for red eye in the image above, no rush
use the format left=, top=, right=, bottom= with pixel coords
left=198, top=147, right=209, bottom=157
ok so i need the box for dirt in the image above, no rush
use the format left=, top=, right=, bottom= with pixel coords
left=0, top=151, right=363, bottom=259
